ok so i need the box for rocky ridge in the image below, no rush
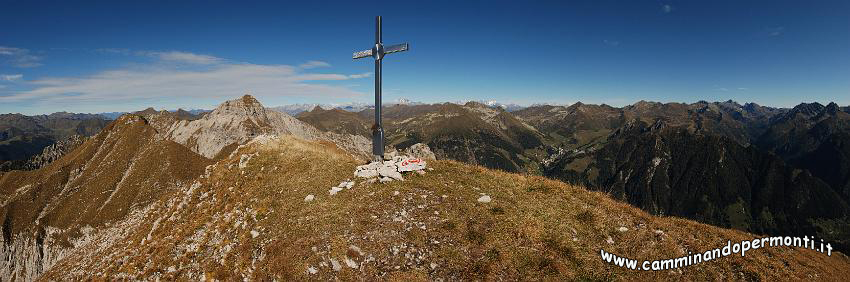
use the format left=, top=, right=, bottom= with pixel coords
left=155, top=95, right=370, bottom=161
left=0, top=115, right=211, bottom=281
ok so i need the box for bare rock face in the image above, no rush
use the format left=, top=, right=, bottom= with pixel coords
left=322, top=131, right=371, bottom=161
left=156, top=95, right=370, bottom=160
left=162, top=95, right=323, bottom=158
left=402, top=143, right=436, bottom=161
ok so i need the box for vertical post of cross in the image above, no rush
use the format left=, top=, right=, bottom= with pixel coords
left=373, top=16, right=384, bottom=159
left=352, top=16, right=409, bottom=161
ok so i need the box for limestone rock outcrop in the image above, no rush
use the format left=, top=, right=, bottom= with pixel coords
left=155, top=95, right=370, bottom=160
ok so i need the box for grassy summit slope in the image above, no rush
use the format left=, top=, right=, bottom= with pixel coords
left=0, top=115, right=210, bottom=237
left=0, top=114, right=212, bottom=281
left=42, top=135, right=850, bottom=280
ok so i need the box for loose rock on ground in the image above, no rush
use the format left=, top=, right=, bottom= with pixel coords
left=354, top=155, right=428, bottom=183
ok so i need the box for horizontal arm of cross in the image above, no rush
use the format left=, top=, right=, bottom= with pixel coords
left=353, top=49, right=373, bottom=59
left=383, top=43, right=409, bottom=55
left=353, top=43, right=409, bottom=60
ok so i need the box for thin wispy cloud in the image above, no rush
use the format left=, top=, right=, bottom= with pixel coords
left=0, top=46, right=43, bottom=67
left=348, top=73, right=372, bottom=79
left=1, top=74, right=23, bottom=81
left=146, top=51, right=223, bottom=64
left=298, top=60, right=331, bottom=69
left=96, top=48, right=133, bottom=55
left=1, top=51, right=369, bottom=108
left=661, top=4, right=673, bottom=14
left=293, top=72, right=372, bottom=81
left=715, top=87, right=748, bottom=92
left=603, top=39, right=620, bottom=47
left=98, top=49, right=223, bottom=64
left=767, top=26, right=785, bottom=37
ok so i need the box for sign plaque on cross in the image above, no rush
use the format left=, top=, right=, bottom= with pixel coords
left=353, top=16, right=409, bottom=160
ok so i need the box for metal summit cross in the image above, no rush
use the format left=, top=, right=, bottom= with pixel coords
left=353, top=16, right=409, bottom=160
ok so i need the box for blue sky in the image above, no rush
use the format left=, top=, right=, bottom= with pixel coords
left=1, top=0, right=848, bottom=115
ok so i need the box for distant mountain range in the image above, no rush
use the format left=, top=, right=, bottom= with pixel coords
left=97, top=108, right=210, bottom=120
left=0, top=112, right=109, bottom=171
left=3, top=96, right=848, bottom=280
left=3, top=99, right=849, bottom=252
left=0, top=109, right=213, bottom=171
left=268, top=99, right=525, bottom=116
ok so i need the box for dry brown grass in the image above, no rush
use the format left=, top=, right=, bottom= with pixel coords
left=1, top=115, right=210, bottom=246
left=37, top=134, right=850, bottom=281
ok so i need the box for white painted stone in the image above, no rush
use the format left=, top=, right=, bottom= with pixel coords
left=351, top=153, right=427, bottom=183
left=396, top=157, right=427, bottom=172
left=304, top=194, right=315, bottom=202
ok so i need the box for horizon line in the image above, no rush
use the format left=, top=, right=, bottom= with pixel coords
left=4, top=98, right=847, bottom=116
